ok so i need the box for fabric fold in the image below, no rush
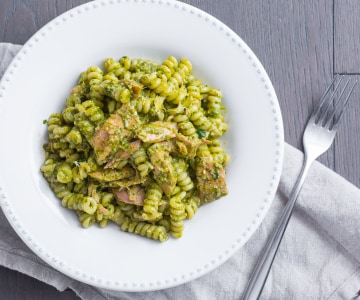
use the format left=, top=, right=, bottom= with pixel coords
left=282, top=144, right=360, bottom=265
left=1, top=43, right=360, bottom=299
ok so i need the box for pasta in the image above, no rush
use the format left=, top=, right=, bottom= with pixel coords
left=41, top=55, right=229, bottom=242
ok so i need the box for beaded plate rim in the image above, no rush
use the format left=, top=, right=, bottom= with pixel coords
left=0, top=0, right=284, bottom=292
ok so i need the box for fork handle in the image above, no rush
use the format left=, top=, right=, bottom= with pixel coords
left=242, top=153, right=314, bottom=300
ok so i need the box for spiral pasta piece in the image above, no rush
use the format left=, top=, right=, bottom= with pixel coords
left=104, top=57, right=121, bottom=74
left=156, top=217, right=171, bottom=232
left=111, top=206, right=127, bottom=226
left=159, top=56, right=178, bottom=79
left=73, top=180, right=87, bottom=195
left=74, top=100, right=105, bottom=142
left=56, top=163, right=73, bottom=183
left=173, top=158, right=194, bottom=192
left=50, top=182, right=72, bottom=199
left=47, top=113, right=70, bottom=140
left=40, top=159, right=57, bottom=181
left=77, top=211, right=96, bottom=228
left=208, top=140, right=229, bottom=166
left=66, top=94, right=82, bottom=107
left=61, top=107, right=78, bottom=124
left=83, top=66, right=103, bottom=99
left=85, top=66, right=103, bottom=82
left=184, top=195, right=200, bottom=220
left=205, top=88, right=222, bottom=116
left=209, top=117, right=228, bottom=139
left=82, top=100, right=105, bottom=123
left=170, top=58, right=192, bottom=87
left=140, top=71, right=167, bottom=95
left=132, top=146, right=153, bottom=177
left=61, top=193, right=97, bottom=215
left=95, top=202, right=115, bottom=228
left=142, top=182, right=163, bottom=221
left=72, top=161, right=91, bottom=183
left=179, top=58, right=192, bottom=76
left=169, top=190, right=187, bottom=238
left=120, top=217, right=168, bottom=242
left=172, top=109, right=197, bottom=137
left=65, top=128, right=83, bottom=146
left=186, top=78, right=202, bottom=101
left=59, top=148, right=80, bottom=164
left=189, top=108, right=212, bottom=131
left=117, top=201, right=138, bottom=218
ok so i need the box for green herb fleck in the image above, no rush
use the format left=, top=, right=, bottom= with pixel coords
left=196, top=129, right=207, bottom=139
left=104, top=86, right=113, bottom=94
left=212, top=170, right=219, bottom=180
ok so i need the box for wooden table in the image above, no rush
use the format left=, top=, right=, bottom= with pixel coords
left=1, top=0, right=359, bottom=299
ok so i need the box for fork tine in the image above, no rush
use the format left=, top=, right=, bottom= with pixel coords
left=328, top=78, right=357, bottom=131
left=312, top=75, right=357, bottom=130
left=311, top=75, right=341, bottom=123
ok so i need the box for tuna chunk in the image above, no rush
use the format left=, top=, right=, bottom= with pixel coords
left=99, top=176, right=149, bottom=188
left=195, top=156, right=228, bottom=204
left=136, top=121, right=177, bottom=143
left=174, top=133, right=209, bottom=158
left=88, top=166, right=135, bottom=182
left=91, top=104, right=140, bottom=162
left=112, top=185, right=145, bottom=206
left=105, top=140, right=141, bottom=169
left=117, top=103, right=141, bottom=131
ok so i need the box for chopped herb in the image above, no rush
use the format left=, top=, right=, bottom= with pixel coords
left=196, top=129, right=207, bottom=139
left=43, top=119, right=48, bottom=124
left=104, top=86, right=113, bottom=94
left=212, top=169, right=219, bottom=180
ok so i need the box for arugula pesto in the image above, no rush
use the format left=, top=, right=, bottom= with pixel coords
left=41, top=55, right=229, bottom=242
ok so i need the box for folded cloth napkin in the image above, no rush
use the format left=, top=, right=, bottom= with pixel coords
left=1, top=43, right=360, bottom=300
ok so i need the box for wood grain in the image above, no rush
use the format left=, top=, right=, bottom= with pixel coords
left=0, top=0, right=90, bottom=44
left=0, top=0, right=359, bottom=299
left=334, top=0, right=360, bottom=185
left=0, top=266, right=78, bottom=299
left=334, top=0, right=360, bottom=73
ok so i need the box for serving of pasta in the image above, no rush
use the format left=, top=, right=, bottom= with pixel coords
left=40, top=55, right=229, bottom=242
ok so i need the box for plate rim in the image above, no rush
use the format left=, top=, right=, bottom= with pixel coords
left=0, top=0, right=284, bottom=292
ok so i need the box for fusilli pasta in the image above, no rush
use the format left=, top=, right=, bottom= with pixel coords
left=41, top=55, right=229, bottom=242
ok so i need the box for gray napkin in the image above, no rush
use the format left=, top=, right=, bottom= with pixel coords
left=1, top=43, right=360, bottom=300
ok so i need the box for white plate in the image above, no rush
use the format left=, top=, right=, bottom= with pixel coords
left=0, top=0, right=283, bottom=292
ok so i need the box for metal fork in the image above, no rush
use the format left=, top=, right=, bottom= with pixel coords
left=242, top=75, right=357, bottom=300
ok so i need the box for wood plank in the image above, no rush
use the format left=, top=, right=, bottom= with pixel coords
left=1, top=2, right=37, bottom=45
left=0, top=265, right=79, bottom=299
left=334, top=1, right=360, bottom=188
left=333, top=76, right=360, bottom=187
left=0, top=0, right=91, bottom=45
left=334, top=0, right=360, bottom=73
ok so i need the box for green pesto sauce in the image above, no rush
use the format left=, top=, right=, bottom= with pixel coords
left=196, top=129, right=207, bottom=139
